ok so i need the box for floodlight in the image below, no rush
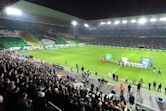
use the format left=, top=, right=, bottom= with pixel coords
left=131, top=19, right=136, bottom=23
left=138, top=18, right=147, bottom=25
left=150, top=18, right=157, bottom=22
left=71, top=20, right=77, bottom=26
left=100, top=22, right=106, bottom=25
left=5, top=7, right=22, bottom=16
left=114, top=20, right=120, bottom=25
left=107, top=21, right=111, bottom=24
left=84, top=23, right=89, bottom=27
left=122, top=20, right=128, bottom=24
left=159, top=17, right=166, bottom=21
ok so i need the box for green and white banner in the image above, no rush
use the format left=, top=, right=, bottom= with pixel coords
left=8, top=43, right=86, bottom=51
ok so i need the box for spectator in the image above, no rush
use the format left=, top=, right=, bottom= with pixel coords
left=34, top=91, right=47, bottom=111
left=17, top=92, right=31, bottom=111
left=0, top=51, right=142, bottom=111
left=119, top=84, right=125, bottom=95
left=0, top=95, right=4, bottom=111
left=129, top=93, right=135, bottom=105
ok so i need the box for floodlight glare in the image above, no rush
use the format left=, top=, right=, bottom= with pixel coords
left=84, top=23, right=89, bottom=27
left=159, top=17, right=166, bottom=21
left=107, top=21, right=111, bottom=24
left=5, top=7, right=22, bottom=16
left=100, top=22, right=106, bottom=25
left=114, top=20, right=120, bottom=25
left=131, top=19, right=136, bottom=23
left=122, top=20, right=128, bottom=24
left=138, top=18, right=147, bottom=24
left=71, top=20, right=77, bottom=26
left=150, top=18, right=157, bottom=22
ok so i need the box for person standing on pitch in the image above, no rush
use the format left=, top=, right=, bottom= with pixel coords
left=139, top=78, right=143, bottom=84
left=137, top=83, right=141, bottom=93
left=128, top=84, right=131, bottom=93
left=76, top=64, right=79, bottom=73
left=95, top=71, right=98, bottom=76
left=65, top=60, right=67, bottom=65
left=81, top=66, right=84, bottom=72
left=153, top=81, right=156, bottom=90
left=158, top=83, right=162, bottom=92
left=158, top=68, right=162, bottom=75
left=125, top=77, right=128, bottom=83
left=115, top=75, right=119, bottom=82
left=153, top=66, right=156, bottom=72
left=148, top=82, right=151, bottom=90
left=70, top=67, right=73, bottom=73
left=112, top=73, right=115, bottom=81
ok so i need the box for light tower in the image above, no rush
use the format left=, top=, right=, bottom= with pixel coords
left=71, top=20, right=78, bottom=37
left=5, top=7, right=22, bottom=16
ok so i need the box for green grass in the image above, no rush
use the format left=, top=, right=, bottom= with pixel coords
left=22, top=46, right=166, bottom=87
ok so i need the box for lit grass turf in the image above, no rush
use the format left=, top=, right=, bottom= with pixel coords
left=22, top=46, right=166, bottom=86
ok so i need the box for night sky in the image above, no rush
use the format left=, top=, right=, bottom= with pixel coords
left=13, top=0, right=166, bottom=20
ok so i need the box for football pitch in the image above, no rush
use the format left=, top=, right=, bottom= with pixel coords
left=22, top=46, right=166, bottom=87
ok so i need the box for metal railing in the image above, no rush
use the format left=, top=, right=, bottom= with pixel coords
left=48, top=101, right=63, bottom=111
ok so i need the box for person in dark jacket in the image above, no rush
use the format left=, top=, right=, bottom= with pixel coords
left=34, top=91, right=47, bottom=111
left=148, top=82, right=151, bottom=90
left=158, top=83, right=162, bottom=92
left=128, top=84, right=131, bottom=93
left=17, top=92, right=31, bottom=111
left=137, top=83, right=141, bottom=93
left=153, top=81, right=156, bottom=90
left=0, top=95, right=4, bottom=111
left=129, top=94, right=135, bottom=105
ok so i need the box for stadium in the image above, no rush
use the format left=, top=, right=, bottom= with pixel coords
left=0, top=0, right=166, bottom=111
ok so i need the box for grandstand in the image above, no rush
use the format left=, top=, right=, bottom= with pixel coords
left=0, top=0, right=166, bottom=111
left=0, top=37, right=29, bottom=48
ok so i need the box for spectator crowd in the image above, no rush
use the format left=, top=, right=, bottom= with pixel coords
left=0, top=51, right=144, bottom=111
left=83, top=37, right=166, bottom=50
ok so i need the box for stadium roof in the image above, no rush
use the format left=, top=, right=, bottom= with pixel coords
left=2, top=0, right=166, bottom=27
left=26, top=0, right=166, bottom=20
left=10, top=0, right=86, bottom=23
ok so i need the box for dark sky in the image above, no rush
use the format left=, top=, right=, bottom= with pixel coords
left=25, top=0, right=166, bottom=20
